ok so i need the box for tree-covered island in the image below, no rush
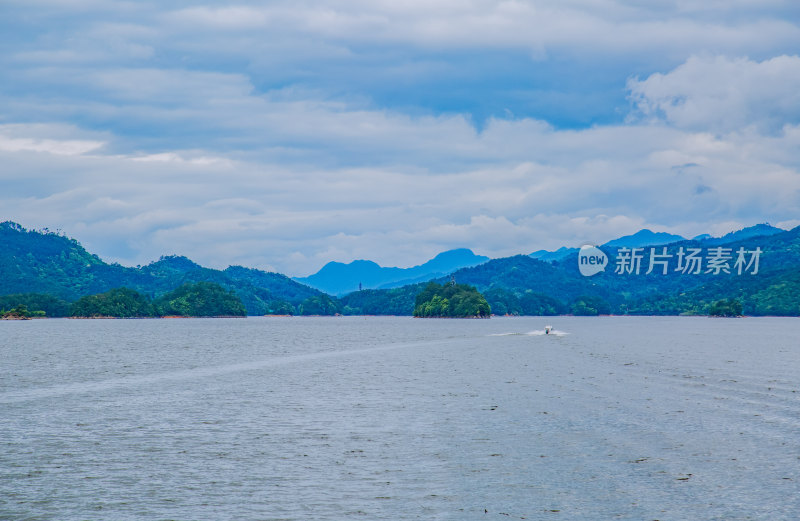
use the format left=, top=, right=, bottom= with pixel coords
left=413, top=282, right=491, bottom=318
left=1, top=304, right=41, bottom=320
left=70, top=282, right=246, bottom=318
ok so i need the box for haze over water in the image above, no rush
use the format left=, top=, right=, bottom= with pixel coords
left=2, top=316, right=799, bottom=520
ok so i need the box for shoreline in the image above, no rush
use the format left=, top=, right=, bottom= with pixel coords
left=5, top=313, right=797, bottom=320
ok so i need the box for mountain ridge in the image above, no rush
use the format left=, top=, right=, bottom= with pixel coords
left=529, top=224, right=785, bottom=262
left=2, top=220, right=798, bottom=317
left=294, top=248, right=489, bottom=295
left=0, top=221, right=322, bottom=316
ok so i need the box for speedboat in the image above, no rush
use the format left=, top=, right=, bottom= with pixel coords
left=544, top=325, right=552, bottom=335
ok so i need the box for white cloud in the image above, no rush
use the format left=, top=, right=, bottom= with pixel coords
left=0, top=124, right=106, bottom=155
left=776, top=219, right=800, bottom=230
left=2, top=3, right=799, bottom=276
left=0, top=136, right=104, bottom=156
left=165, top=6, right=271, bottom=30
left=153, top=1, right=800, bottom=58
left=2, top=108, right=799, bottom=275
left=628, top=55, right=800, bottom=133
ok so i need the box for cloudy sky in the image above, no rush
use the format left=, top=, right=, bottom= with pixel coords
left=2, top=0, right=800, bottom=275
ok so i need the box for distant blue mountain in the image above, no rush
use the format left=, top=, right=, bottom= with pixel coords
left=530, top=246, right=578, bottom=262
left=295, top=248, right=490, bottom=295
left=603, top=229, right=686, bottom=249
left=529, top=224, right=787, bottom=264
left=530, top=229, right=686, bottom=261
left=699, top=223, right=784, bottom=245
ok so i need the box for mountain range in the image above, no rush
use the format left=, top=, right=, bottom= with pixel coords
left=297, top=224, right=785, bottom=295
left=294, top=248, right=489, bottom=295
left=339, top=224, right=800, bottom=317
left=0, top=221, right=322, bottom=316
left=530, top=224, right=784, bottom=262
left=1, top=220, right=798, bottom=316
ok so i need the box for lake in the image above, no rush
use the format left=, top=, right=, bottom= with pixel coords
left=1, top=316, right=799, bottom=520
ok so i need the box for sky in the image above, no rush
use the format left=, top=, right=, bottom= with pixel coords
left=1, top=0, right=800, bottom=276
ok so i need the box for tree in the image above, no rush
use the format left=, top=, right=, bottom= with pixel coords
left=154, top=282, right=246, bottom=317
left=0, top=293, right=69, bottom=317
left=71, top=287, right=155, bottom=318
left=708, top=298, right=743, bottom=317
left=570, top=295, right=611, bottom=316
left=413, top=282, right=490, bottom=318
left=1, top=304, right=38, bottom=319
left=268, top=300, right=296, bottom=315
left=298, top=294, right=341, bottom=315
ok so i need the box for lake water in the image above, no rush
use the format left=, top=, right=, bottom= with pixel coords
left=1, top=316, right=799, bottom=520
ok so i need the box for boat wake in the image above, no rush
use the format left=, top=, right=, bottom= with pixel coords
left=527, top=329, right=568, bottom=336
left=490, top=329, right=569, bottom=337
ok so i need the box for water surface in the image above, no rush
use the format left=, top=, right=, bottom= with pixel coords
left=2, top=316, right=799, bottom=520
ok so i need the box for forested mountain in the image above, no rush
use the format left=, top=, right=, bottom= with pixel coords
left=700, top=223, right=784, bottom=245
left=340, top=225, right=800, bottom=316
left=603, top=229, right=686, bottom=249
left=490, top=225, right=800, bottom=316
left=0, top=221, right=322, bottom=316
left=530, top=229, right=687, bottom=261
left=528, top=224, right=781, bottom=262
left=0, top=221, right=108, bottom=300
left=2, top=220, right=799, bottom=317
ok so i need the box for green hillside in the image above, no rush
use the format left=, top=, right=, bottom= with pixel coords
left=2, top=220, right=799, bottom=317
left=0, top=222, right=323, bottom=316
left=413, top=282, right=490, bottom=318
left=339, top=226, right=800, bottom=316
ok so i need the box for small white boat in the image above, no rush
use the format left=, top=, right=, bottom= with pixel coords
left=544, top=325, right=553, bottom=335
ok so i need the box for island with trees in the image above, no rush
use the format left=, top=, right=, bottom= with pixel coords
left=69, top=282, right=247, bottom=318
left=413, top=282, right=491, bottom=318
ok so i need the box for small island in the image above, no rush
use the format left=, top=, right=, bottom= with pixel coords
left=70, top=282, right=247, bottom=318
left=413, top=281, right=491, bottom=318
left=1, top=304, right=42, bottom=320
left=708, top=298, right=743, bottom=317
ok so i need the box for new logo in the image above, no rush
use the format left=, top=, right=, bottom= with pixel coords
left=578, top=244, right=608, bottom=277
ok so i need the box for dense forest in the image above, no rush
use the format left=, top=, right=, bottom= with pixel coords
left=2, top=220, right=800, bottom=317
left=413, top=282, right=491, bottom=318
left=71, top=287, right=156, bottom=318
left=70, top=282, right=247, bottom=318
left=339, top=225, right=800, bottom=317
left=0, top=221, right=321, bottom=316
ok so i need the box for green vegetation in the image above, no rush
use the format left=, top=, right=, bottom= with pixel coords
left=71, top=288, right=156, bottom=318
left=3, top=220, right=800, bottom=317
left=0, top=293, right=70, bottom=317
left=68, top=283, right=246, bottom=318
left=1, top=304, right=42, bottom=319
left=0, top=222, right=324, bottom=316
left=450, top=255, right=618, bottom=316
left=570, top=295, right=612, bottom=316
left=298, top=294, right=341, bottom=316
left=154, top=282, right=246, bottom=317
left=338, top=284, right=422, bottom=315
left=483, top=288, right=567, bottom=316
left=413, top=282, right=491, bottom=318
left=708, top=299, right=743, bottom=317
left=267, top=300, right=297, bottom=315
left=744, top=274, right=800, bottom=316
left=222, top=265, right=323, bottom=315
